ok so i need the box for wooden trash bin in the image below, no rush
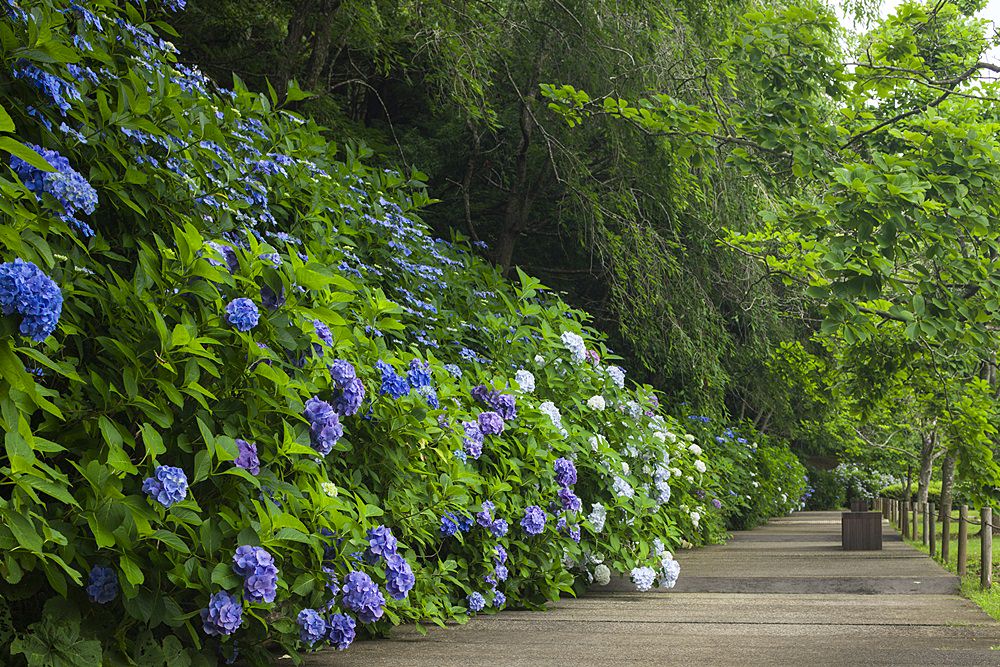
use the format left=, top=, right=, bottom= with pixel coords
left=842, top=511, right=883, bottom=550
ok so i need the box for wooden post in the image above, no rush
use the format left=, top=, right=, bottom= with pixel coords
left=958, top=505, right=969, bottom=577
left=902, top=500, right=909, bottom=537
left=942, top=503, right=952, bottom=564
left=912, top=501, right=918, bottom=541
left=929, top=502, right=936, bottom=557
left=982, top=507, right=993, bottom=590
left=922, top=502, right=929, bottom=546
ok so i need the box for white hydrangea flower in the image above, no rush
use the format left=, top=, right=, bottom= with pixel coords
left=588, top=503, right=607, bottom=533
left=612, top=476, right=634, bottom=498
left=514, top=369, right=535, bottom=393
left=652, top=538, right=666, bottom=556
left=751, top=480, right=760, bottom=488
left=587, top=395, right=607, bottom=411
left=560, top=331, right=587, bottom=363
left=658, top=557, right=681, bottom=589
left=688, top=443, right=702, bottom=456
left=690, top=511, right=701, bottom=528
left=631, top=566, right=657, bottom=592
left=694, top=460, right=707, bottom=474
left=652, top=431, right=666, bottom=443
left=589, top=435, right=602, bottom=452
left=321, top=482, right=338, bottom=497
left=665, top=431, right=677, bottom=443
left=621, top=461, right=630, bottom=475
left=684, top=433, right=695, bottom=442
left=593, top=563, right=611, bottom=586
left=607, top=365, right=626, bottom=388
left=534, top=354, right=546, bottom=366
left=655, top=479, right=671, bottom=504
left=672, top=467, right=682, bottom=478
left=539, top=401, right=566, bottom=435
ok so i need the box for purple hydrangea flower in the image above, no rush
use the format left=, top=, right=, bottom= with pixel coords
left=490, top=518, right=508, bottom=538
left=467, top=592, right=486, bottom=612
left=493, top=590, right=506, bottom=608
left=86, top=565, right=118, bottom=604
left=313, top=319, right=333, bottom=347
left=375, top=360, right=410, bottom=398
left=478, top=411, right=504, bottom=436
left=494, top=564, right=508, bottom=581
left=384, top=553, right=415, bottom=600
left=142, top=465, right=188, bottom=508
left=225, top=298, right=259, bottom=331
left=327, top=613, right=356, bottom=650
left=333, top=377, right=366, bottom=416
left=341, top=570, right=385, bottom=623
left=201, top=591, right=243, bottom=636
left=554, top=457, right=577, bottom=488
left=558, top=486, right=582, bottom=512
left=232, top=545, right=279, bottom=603
left=0, top=259, right=63, bottom=341
left=297, top=608, right=327, bottom=646
left=521, top=505, right=546, bottom=535
left=495, top=545, right=507, bottom=564
left=471, top=385, right=494, bottom=405
left=441, top=513, right=459, bottom=536
left=366, top=525, right=398, bottom=560
left=234, top=438, right=260, bottom=475
left=492, top=394, right=517, bottom=420
left=476, top=500, right=494, bottom=527
left=712, top=498, right=723, bottom=509
left=462, top=420, right=484, bottom=459
left=304, top=396, right=343, bottom=455
left=328, top=359, right=357, bottom=384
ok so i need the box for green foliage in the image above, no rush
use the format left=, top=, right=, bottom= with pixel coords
left=0, top=2, right=807, bottom=664
left=804, top=467, right=845, bottom=510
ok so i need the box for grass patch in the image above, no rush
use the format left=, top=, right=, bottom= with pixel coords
left=894, top=507, right=1000, bottom=621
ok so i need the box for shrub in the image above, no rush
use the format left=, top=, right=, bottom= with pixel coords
left=803, top=467, right=845, bottom=510
left=0, top=2, right=805, bottom=664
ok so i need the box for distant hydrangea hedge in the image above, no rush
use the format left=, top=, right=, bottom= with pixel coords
left=0, top=1, right=807, bottom=665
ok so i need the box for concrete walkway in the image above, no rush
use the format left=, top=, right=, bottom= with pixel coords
left=306, top=511, right=1000, bottom=666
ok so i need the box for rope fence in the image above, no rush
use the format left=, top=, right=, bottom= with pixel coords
left=875, top=497, right=997, bottom=590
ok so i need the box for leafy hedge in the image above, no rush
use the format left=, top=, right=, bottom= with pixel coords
left=0, top=1, right=807, bottom=665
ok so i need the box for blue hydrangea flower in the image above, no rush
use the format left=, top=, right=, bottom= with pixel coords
left=440, top=513, right=459, bottom=536
left=0, top=259, right=63, bottom=341
left=304, top=396, right=343, bottom=455
left=365, top=525, right=398, bottom=560
left=467, top=592, right=485, bottom=612
left=86, top=565, right=118, bottom=604
left=206, top=241, right=239, bottom=274
left=142, top=465, right=188, bottom=508
left=554, top=457, right=577, bottom=487
left=232, top=545, right=279, bottom=603
left=494, top=564, right=508, bottom=582
left=297, top=609, right=327, bottom=646
left=10, top=145, right=97, bottom=236
left=201, top=591, right=243, bottom=636
left=521, top=505, right=546, bottom=535
left=406, top=358, right=432, bottom=388
left=12, top=63, right=80, bottom=115
left=477, top=411, right=504, bottom=436
left=341, top=571, right=385, bottom=623
left=384, top=553, right=415, bottom=600
left=225, top=298, right=259, bottom=331
left=495, top=545, right=507, bottom=564
left=327, top=613, right=356, bottom=650
left=476, top=500, right=494, bottom=527
left=493, top=590, right=506, bottom=608
left=234, top=438, right=260, bottom=475
left=453, top=449, right=468, bottom=463
left=443, top=363, right=462, bottom=378
left=490, top=518, right=508, bottom=538
left=375, top=360, right=410, bottom=398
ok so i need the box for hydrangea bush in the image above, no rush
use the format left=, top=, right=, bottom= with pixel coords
left=0, top=1, right=807, bottom=665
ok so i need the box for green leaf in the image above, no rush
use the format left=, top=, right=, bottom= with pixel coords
left=0, top=137, right=54, bottom=172
left=0, top=103, right=13, bottom=133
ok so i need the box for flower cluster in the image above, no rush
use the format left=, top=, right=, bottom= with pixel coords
left=514, top=369, right=535, bottom=393
left=225, top=297, right=260, bottom=331
left=297, top=609, right=327, bottom=646
left=10, top=145, right=98, bottom=236
left=0, top=258, right=63, bottom=341
left=341, top=570, right=385, bottom=623
left=142, top=465, right=188, bottom=508
left=329, top=359, right=366, bottom=416
left=521, top=505, right=546, bottom=535
left=560, top=330, right=586, bottom=363
left=461, top=420, right=484, bottom=459
left=234, top=438, right=260, bottom=475
left=375, top=360, right=410, bottom=398
left=201, top=591, right=243, bottom=637
left=233, top=545, right=279, bottom=603
left=304, top=396, right=343, bottom=455
left=86, top=565, right=118, bottom=604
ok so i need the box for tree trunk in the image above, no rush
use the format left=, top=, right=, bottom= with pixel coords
left=939, top=451, right=956, bottom=522
left=278, top=1, right=317, bottom=93
left=916, top=430, right=937, bottom=505
left=304, top=0, right=340, bottom=91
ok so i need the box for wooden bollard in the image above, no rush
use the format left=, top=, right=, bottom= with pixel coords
left=902, top=500, right=909, bottom=536
left=942, top=503, right=952, bottom=563
left=922, top=502, right=929, bottom=546
left=912, top=501, right=918, bottom=541
left=958, top=505, right=969, bottom=577
left=929, top=502, right=936, bottom=557
left=982, top=507, right=993, bottom=590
